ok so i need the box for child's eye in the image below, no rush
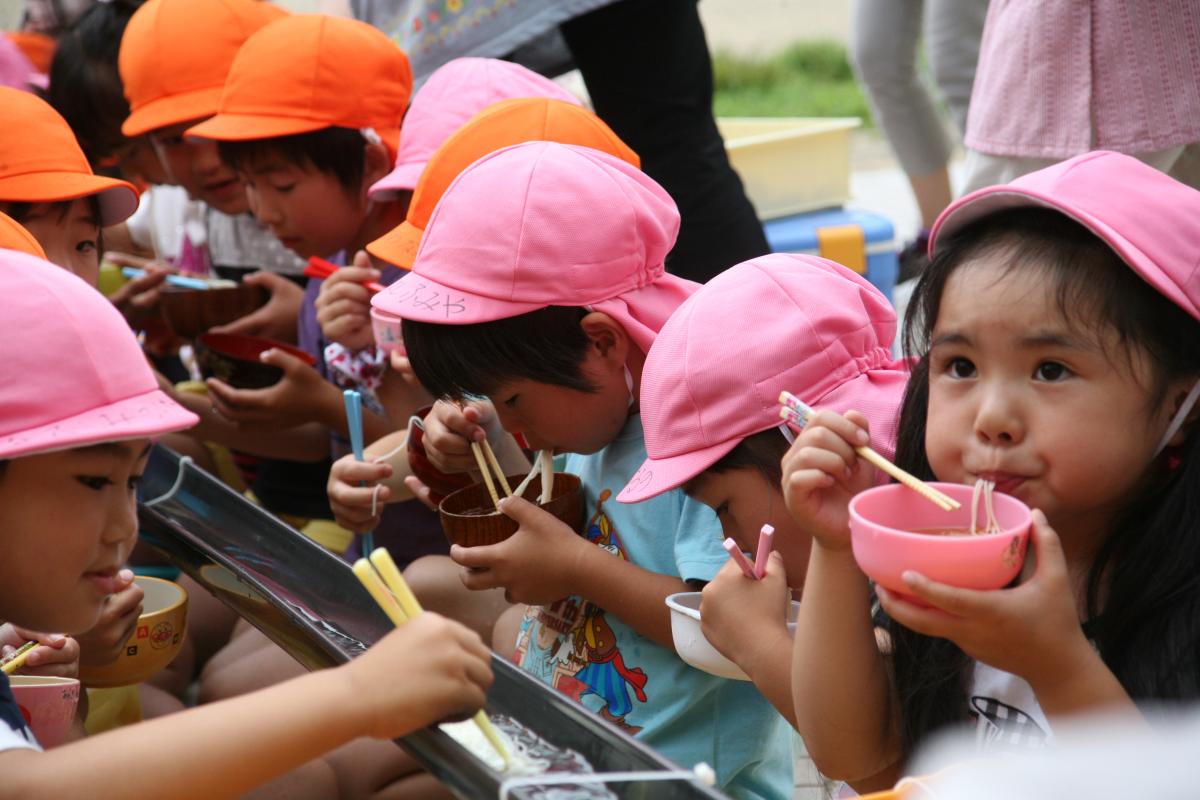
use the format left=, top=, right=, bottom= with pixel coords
left=128, top=474, right=144, bottom=491
left=713, top=501, right=730, bottom=517
left=1034, top=361, right=1071, bottom=382
left=502, top=394, right=519, bottom=408
left=270, top=184, right=296, bottom=194
left=76, top=239, right=98, bottom=254
left=947, top=357, right=976, bottom=379
left=76, top=476, right=113, bottom=491
left=158, top=135, right=184, bottom=148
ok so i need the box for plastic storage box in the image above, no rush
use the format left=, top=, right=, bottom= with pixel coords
left=718, top=117, right=861, bottom=219
left=764, top=206, right=898, bottom=300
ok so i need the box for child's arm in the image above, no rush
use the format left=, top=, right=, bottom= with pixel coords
left=0, top=613, right=492, bottom=800
left=699, top=555, right=796, bottom=724
left=782, top=410, right=902, bottom=783
left=451, top=496, right=688, bottom=648
left=172, top=390, right=332, bottom=462
left=879, top=513, right=1142, bottom=723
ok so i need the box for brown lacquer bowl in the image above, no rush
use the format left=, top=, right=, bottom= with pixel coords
left=438, top=472, right=584, bottom=548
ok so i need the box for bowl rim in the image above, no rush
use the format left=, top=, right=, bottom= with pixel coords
left=664, top=591, right=703, bottom=621
left=848, top=481, right=1032, bottom=543
left=133, top=575, right=189, bottom=617
left=8, top=675, right=81, bottom=687
left=196, top=332, right=316, bottom=366
left=438, top=472, right=581, bottom=521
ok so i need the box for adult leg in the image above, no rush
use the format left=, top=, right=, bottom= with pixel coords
left=561, top=0, right=769, bottom=283
left=925, top=0, right=988, bottom=138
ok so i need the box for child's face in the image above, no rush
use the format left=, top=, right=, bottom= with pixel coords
left=149, top=121, right=248, bottom=215
left=19, top=199, right=101, bottom=286
left=686, top=468, right=811, bottom=591
left=925, top=257, right=1185, bottom=536
left=0, top=441, right=150, bottom=634
left=237, top=156, right=367, bottom=259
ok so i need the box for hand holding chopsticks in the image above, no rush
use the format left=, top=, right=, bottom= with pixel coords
left=723, top=524, right=776, bottom=580
left=779, top=391, right=960, bottom=511
left=0, top=641, right=37, bottom=675
left=352, top=549, right=510, bottom=769
left=306, top=256, right=385, bottom=293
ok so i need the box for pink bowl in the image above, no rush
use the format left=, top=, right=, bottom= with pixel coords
left=370, top=307, right=405, bottom=356
left=10, top=676, right=80, bottom=748
left=849, top=482, right=1032, bottom=599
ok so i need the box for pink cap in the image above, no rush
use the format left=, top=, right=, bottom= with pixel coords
left=931, top=150, right=1200, bottom=321
left=618, top=254, right=910, bottom=504
left=0, top=252, right=198, bottom=458
left=371, top=141, right=696, bottom=353
left=368, top=58, right=580, bottom=200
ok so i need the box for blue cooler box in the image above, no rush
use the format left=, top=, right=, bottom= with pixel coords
left=763, top=207, right=898, bottom=300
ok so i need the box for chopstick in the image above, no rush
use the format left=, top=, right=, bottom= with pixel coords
left=352, top=550, right=510, bottom=769
left=1, top=641, right=37, bottom=675
left=120, top=267, right=234, bottom=290
left=753, top=525, right=774, bottom=579
left=344, top=390, right=374, bottom=555
left=305, top=256, right=386, bottom=293
left=470, top=442, right=503, bottom=510
left=723, top=539, right=758, bottom=579
left=779, top=391, right=960, bottom=511
left=480, top=441, right=513, bottom=497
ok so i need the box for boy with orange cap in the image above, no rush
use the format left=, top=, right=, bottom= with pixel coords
left=118, top=0, right=305, bottom=342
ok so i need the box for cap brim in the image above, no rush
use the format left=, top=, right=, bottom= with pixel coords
left=366, top=220, right=421, bottom=269
left=617, top=437, right=740, bottom=504
left=0, top=387, right=199, bottom=459
left=368, top=160, right=425, bottom=200
left=930, top=185, right=1196, bottom=319
left=186, top=113, right=331, bottom=142
left=0, top=173, right=139, bottom=227
left=121, top=86, right=223, bottom=137
left=370, top=267, right=544, bottom=324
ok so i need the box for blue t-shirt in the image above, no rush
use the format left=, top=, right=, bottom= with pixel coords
left=514, top=415, right=796, bottom=800
left=0, top=673, right=39, bottom=753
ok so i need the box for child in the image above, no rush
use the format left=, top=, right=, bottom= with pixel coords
left=615, top=253, right=909, bottom=725
left=0, top=251, right=492, bottom=794
left=785, top=152, right=1200, bottom=790
left=327, top=95, right=640, bottom=529
left=0, top=211, right=47, bottom=258
left=316, top=56, right=580, bottom=354
left=372, top=141, right=796, bottom=799
left=118, top=0, right=306, bottom=298
left=0, top=87, right=138, bottom=284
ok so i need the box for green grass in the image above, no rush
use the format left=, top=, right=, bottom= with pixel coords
left=712, top=41, right=873, bottom=122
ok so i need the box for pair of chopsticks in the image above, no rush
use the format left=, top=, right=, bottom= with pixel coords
left=120, top=267, right=235, bottom=290
left=344, top=390, right=375, bottom=555
left=779, top=391, right=960, bottom=511
left=469, top=437, right=513, bottom=512
left=351, top=548, right=510, bottom=769
left=1, top=641, right=37, bottom=675
left=724, top=525, right=775, bottom=580
left=306, top=256, right=386, bottom=293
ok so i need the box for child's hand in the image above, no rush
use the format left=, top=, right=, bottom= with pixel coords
left=104, top=252, right=170, bottom=320
left=403, top=475, right=439, bottom=512
left=207, top=351, right=335, bottom=429
left=76, top=569, right=144, bottom=667
left=877, top=511, right=1093, bottom=695
left=327, top=453, right=393, bottom=532
left=0, top=626, right=79, bottom=679
left=781, top=409, right=875, bottom=551
left=376, top=355, right=433, bottom=428
left=420, top=399, right=500, bottom=474
left=315, top=251, right=380, bottom=350
left=699, top=553, right=792, bottom=678
left=210, top=271, right=304, bottom=344
left=344, top=613, right=492, bottom=739
left=449, top=496, right=590, bottom=605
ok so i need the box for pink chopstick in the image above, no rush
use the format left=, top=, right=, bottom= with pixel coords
left=723, top=538, right=758, bottom=579
left=305, top=256, right=385, bottom=293
left=753, top=524, right=774, bottom=578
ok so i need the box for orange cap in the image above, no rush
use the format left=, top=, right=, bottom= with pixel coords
left=0, top=88, right=139, bottom=226
left=5, top=31, right=55, bottom=74
left=0, top=211, right=47, bottom=258
left=186, top=15, right=411, bottom=155
left=367, top=97, right=639, bottom=269
left=119, top=0, right=286, bottom=137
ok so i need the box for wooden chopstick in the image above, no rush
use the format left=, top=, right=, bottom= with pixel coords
left=354, top=551, right=511, bottom=768
left=480, top=440, right=513, bottom=497
left=470, top=442, right=502, bottom=510
left=779, top=391, right=960, bottom=511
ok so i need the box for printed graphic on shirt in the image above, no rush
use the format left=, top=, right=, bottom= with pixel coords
left=515, top=489, right=648, bottom=734
left=0, top=685, right=37, bottom=748
left=969, top=695, right=1049, bottom=748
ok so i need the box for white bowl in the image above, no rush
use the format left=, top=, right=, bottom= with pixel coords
left=665, top=591, right=800, bottom=681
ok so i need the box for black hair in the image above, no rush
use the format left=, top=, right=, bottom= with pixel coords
left=707, top=427, right=791, bottom=486
left=217, top=127, right=368, bottom=191
left=45, top=0, right=143, bottom=170
left=2, top=196, right=101, bottom=226
left=889, top=207, right=1200, bottom=761
left=402, top=306, right=598, bottom=400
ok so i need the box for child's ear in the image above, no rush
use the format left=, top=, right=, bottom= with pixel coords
left=1165, top=377, right=1200, bottom=447
left=579, top=312, right=628, bottom=365
left=362, top=140, right=392, bottom=189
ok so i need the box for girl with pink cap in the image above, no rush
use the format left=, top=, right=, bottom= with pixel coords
left=0, top=252, right=492, bottom=796
left=616, top=253, right=909, bottom=729
left=786, top=152, right=1200, bottom=790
